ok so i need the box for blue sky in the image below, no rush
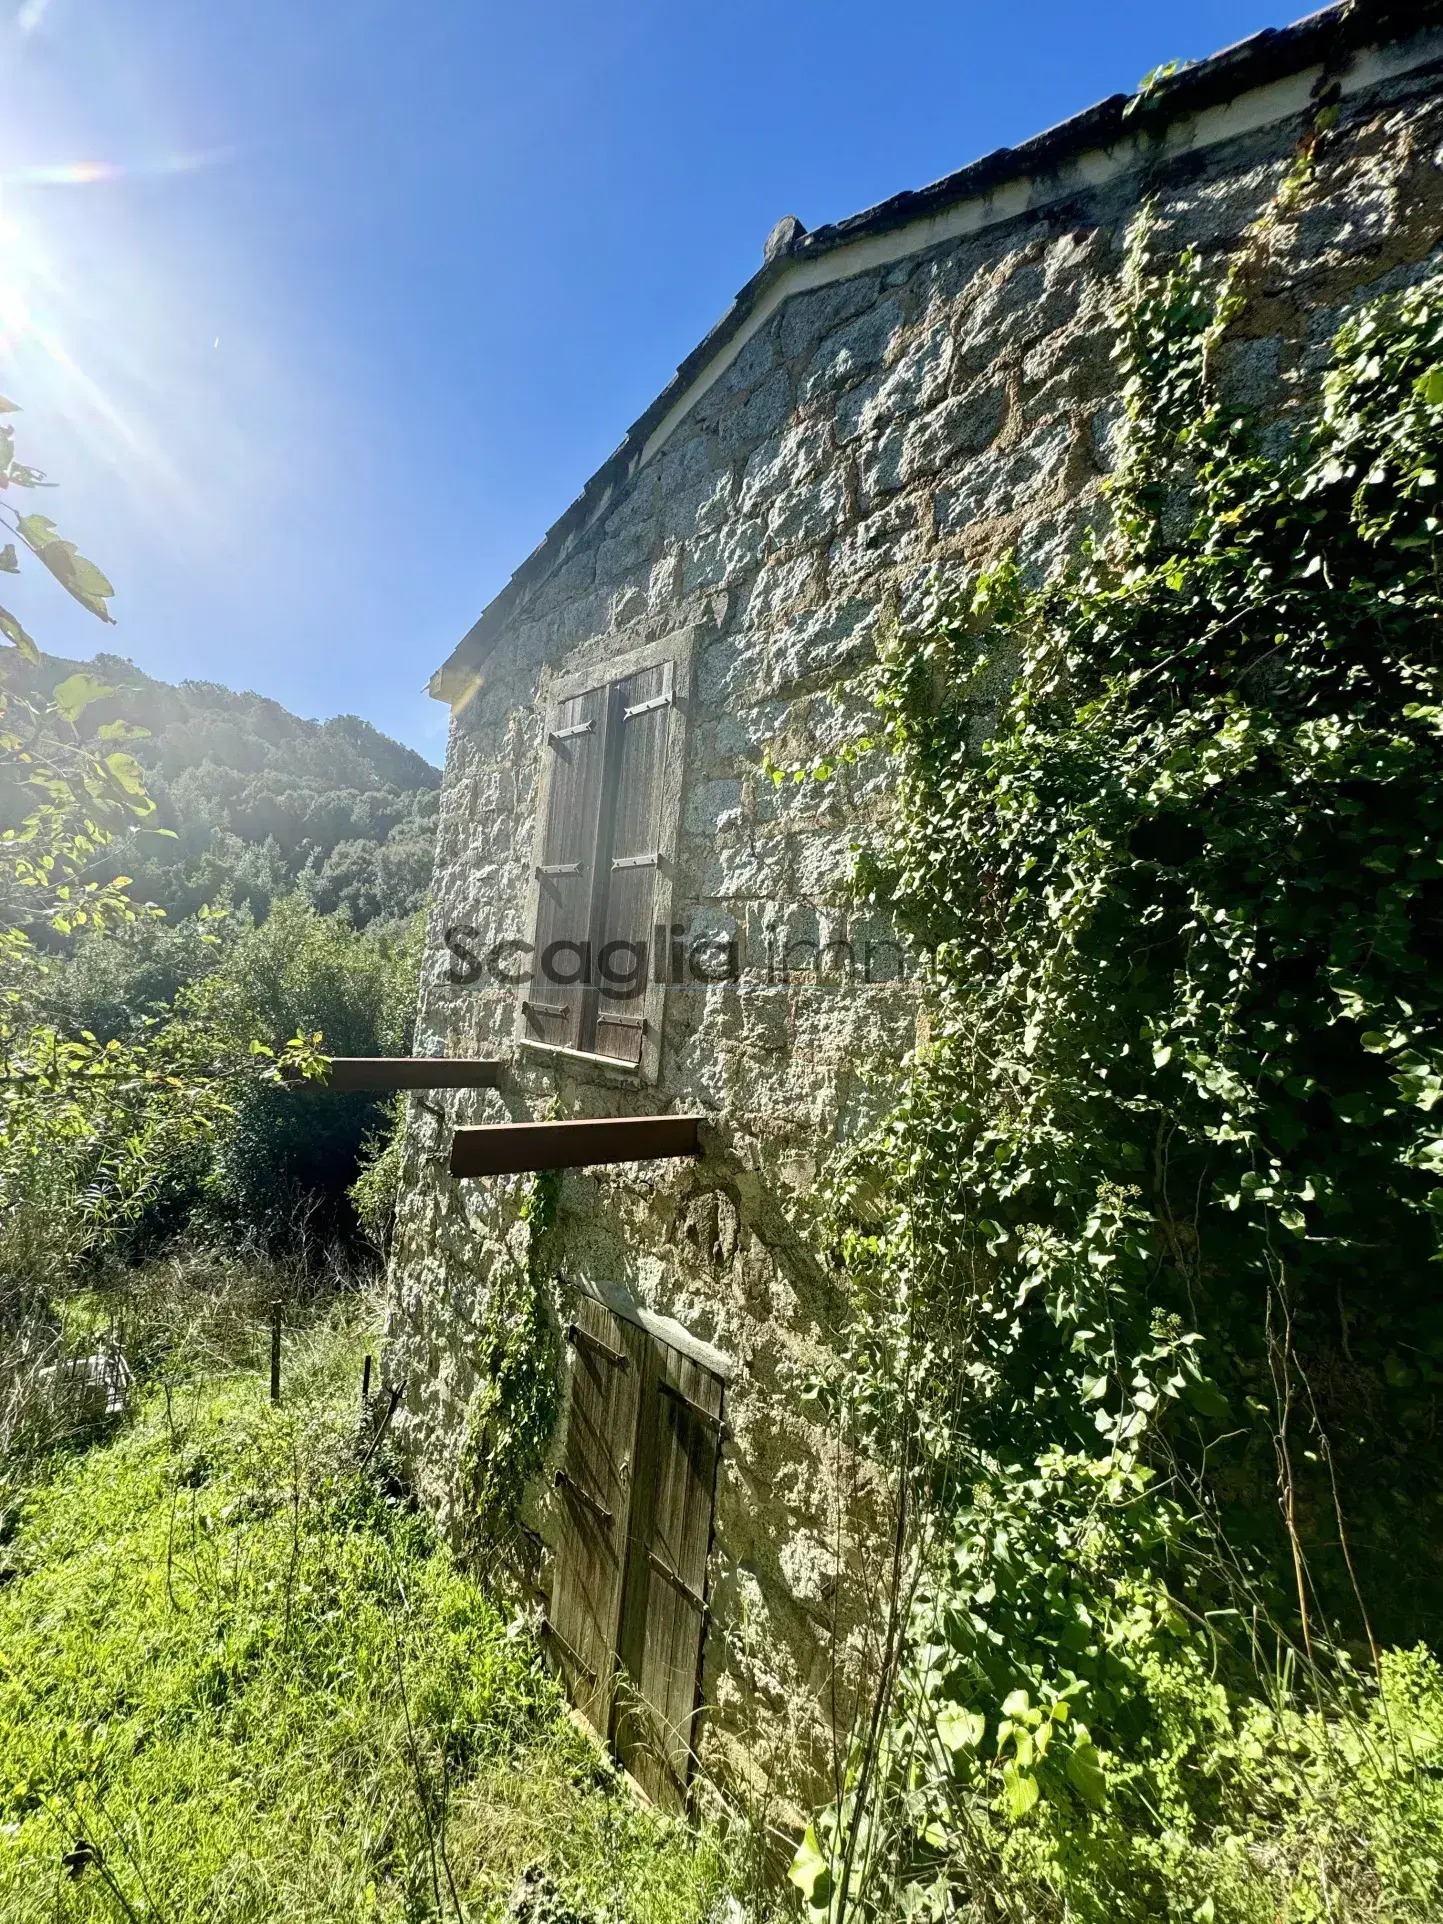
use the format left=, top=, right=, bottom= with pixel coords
left=0, top=0, right=1302, bottom=761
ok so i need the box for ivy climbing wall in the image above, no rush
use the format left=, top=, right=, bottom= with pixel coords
left=386, top=8, right=1443, bottom=1805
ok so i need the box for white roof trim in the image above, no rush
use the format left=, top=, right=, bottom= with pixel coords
left=637, top=33, right=1441, bottom=474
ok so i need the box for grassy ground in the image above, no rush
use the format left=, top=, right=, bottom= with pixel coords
left=0, top=1308, right=728, bottom=1922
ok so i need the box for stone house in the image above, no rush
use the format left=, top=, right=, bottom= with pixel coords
left=386, top=0, right=1443, bottom=1814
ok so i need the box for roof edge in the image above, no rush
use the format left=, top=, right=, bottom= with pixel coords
left=432, top=0, right=1443, bottom=705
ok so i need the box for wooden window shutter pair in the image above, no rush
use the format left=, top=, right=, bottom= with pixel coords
left=544, top=1293, right=724, bottom=1809
left=525, top=660, right=673, bottom=1067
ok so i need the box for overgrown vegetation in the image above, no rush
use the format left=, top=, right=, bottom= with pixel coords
left=0, top=1293, right=726, bottom=1922
left=459, top=1171, right=564, bottom=1564
left=790, top=205, right=1443, bottom=1919
left=0, top=389, right=431, bottom=1308
left=0, top=392, right=721, bottom=1924
left=2, top=897, right=421, bottom=1313
left=16, top=82, right=1443, bottom=1924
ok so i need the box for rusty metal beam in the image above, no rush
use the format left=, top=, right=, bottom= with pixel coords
left=450, top=1114, right=702, bottom=1177
left=288, top=1058, right=504, bottom=1093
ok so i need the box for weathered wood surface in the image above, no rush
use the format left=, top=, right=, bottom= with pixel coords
left=287, top=1058, right=504, bottom=1092
left=615, top=1341, right=724, bottom=1808
left=527, top=683, right=610, bottom=1053
left=450, top=1114, right=702, bottom=1177
left=546, top=1297, right=646, bottom=1738
left=545, top=1295, right=727, bottom=1809
left=593, top=661, right=670, bottom=1065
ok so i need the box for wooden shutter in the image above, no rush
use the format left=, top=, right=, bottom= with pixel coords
left=613, top=1338, right=725, bottom=1809
left=527, top=685, right=609, bottom=1052
left=592, top=662, right=672, bottom=1065
left=546, top=1296, right=647, bottom=1737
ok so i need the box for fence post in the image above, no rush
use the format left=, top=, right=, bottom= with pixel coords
left=270, top=1303, right=282, bottom=1406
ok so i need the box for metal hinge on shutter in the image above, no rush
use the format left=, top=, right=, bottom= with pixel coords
left=536, top=861, right=584, bottom=877
left=565, top=1323, right=630, bottom=1368
left=622, top=691, right=671, bottom=721
left=555, top=1468, right=614, bottom=1527
left=658, top=1377, right=727, bottom=1436
left=611, top=852, right=659, bottom=871
left=539, top=1618, right=597, bottom=1680
left=549, top=719, right=595, bottom=742
left=647, top=1547, right=707, bottom=1614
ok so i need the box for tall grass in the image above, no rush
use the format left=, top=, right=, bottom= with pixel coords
left=0, top=1296, right=728, bottom=1922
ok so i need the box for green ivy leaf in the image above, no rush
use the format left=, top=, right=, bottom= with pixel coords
left=1065, top=1741, right=1106, bottom=1808
left=937, top=1706, right=986, bottom=1753
left=1184, top=1376, right=1230, bottom=1422
left=1001, top=1761, right=1040, bottom=1821
left=38, top=540, right=115, bottom=620
left=787, top=1823, right=832, bottom=1910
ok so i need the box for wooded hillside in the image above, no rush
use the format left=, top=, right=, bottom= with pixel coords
left=17, top=650, right=440, bottom=929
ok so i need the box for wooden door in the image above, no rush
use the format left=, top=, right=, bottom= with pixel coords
left=614, top=1338, right=725, bottom=1809
left=546, top=1296, right=646, bottom=1736
left=546, top=1303, right=725, bottom=1811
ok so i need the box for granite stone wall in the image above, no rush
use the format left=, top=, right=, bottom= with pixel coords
left=385, top=34, right=1443, bottom=1804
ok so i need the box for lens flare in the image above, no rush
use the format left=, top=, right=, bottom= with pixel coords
left=0, top=137, right=251, bottom=554
left=1, top=149, right=232, bottom=191
left=5, top=161, right=122, bottom=187
left=0, top=187, right=169, bottom=490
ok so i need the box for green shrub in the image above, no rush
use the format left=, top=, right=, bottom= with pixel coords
left=6, top=895, right=423, bottom=1266
left=349, top=1094, right=406, bottom=1255
left=199, top=897, right=421, bottom=1248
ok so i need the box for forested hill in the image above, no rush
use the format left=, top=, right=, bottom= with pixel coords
left=34, top=651, right=441, bottom=928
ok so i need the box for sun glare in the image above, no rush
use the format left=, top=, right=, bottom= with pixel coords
left=0, top=195, right=85, bottom=382
left=0, top=207, right=38, bottom=347
left=0, top=186, right=201, bottom=585
left=0, top=146, right=244, bottom=518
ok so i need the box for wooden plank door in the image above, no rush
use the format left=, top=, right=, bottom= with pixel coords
left=592, top=662, right=671, bottom=1065
left=527, top=683, right=610, bottom=1053
left=546, top=1296, right=647, bottom=1737
left=613, top=1338, right=725, bottom=1809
